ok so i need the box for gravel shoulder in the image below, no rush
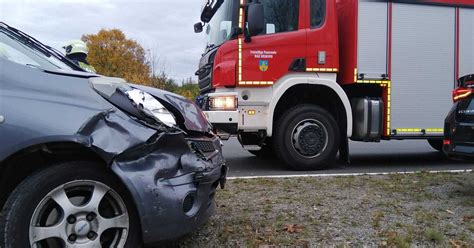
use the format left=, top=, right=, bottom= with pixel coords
left=175, top=172, right=474, bottom=247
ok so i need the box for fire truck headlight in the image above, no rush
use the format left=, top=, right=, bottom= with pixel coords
left=209, top=95, right=238, bottom=111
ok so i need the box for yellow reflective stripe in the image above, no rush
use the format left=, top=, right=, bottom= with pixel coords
left=354, top=70, right=392, bottom=136
left=426, top=128, right=444, bottom=132
left=238, top=38, right=242, bottom=82
left=239, top=0, right=244, bottom=29
left=306, top=68, right=339, bottom=72
left=237, top=5, right=272, bottom=87
left=387, top=81, right=391, bottom=136
left=395, top=128, right=444, bottom=133
left=356, top=80, right=391, bottom=84
left=239, top=81, right=274, bottom=86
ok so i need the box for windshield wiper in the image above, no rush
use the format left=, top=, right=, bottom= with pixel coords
left=0, top=22, right=83, bottom=71
left=207, top=44, right=216, bottom=49
left=1, top=23, right=52, bottom=57
left=205, top=43, right=218, bottom=53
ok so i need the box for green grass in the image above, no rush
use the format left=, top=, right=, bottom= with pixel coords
left=415, top=210, right=437, bottom=224
left=175, top=172, right=474, bottom=247
left=387, top=232, right=411, bottom=248
left=372, top=211, right=385, bottom=229
left=424, top=228, right=445, bottom=243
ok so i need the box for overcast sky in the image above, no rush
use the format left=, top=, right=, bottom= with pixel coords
left=0, top=0, right=206, bottom=83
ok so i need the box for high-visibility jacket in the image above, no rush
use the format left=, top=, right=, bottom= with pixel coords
left=78, top=61, right=96, bottom=74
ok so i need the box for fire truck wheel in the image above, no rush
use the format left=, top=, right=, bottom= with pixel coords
left=274, top=104, right=340, bottom=170
left=427, top=139, right=443, bottom=152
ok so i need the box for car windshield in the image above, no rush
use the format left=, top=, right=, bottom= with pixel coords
left=0, top=29, right=74, bottom=71
left=205, top=0, right=238, bottom=50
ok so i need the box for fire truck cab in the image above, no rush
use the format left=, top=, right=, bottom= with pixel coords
left=195, top=0, right=474, bottom=170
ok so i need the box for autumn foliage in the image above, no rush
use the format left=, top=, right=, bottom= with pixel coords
left=82, top=29, right=200, bottom=100
left=82, top=29, right=151, bottom=85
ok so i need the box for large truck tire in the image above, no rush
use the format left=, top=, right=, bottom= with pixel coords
left=427, top=139, right=443, bottom=152
left=274, top=104, right=340, bottom=170
left=0, top=161, right=142, bottom=248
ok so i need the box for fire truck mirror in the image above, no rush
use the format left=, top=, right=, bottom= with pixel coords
left=247, top=3, right=265, bottom=37
left=194, top=22, right=203, bottom=33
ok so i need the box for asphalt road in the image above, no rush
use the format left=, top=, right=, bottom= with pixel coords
left=222, top=138, right=474, bottom=177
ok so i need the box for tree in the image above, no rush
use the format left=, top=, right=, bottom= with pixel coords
left=82, top=29, right=200, bottom=101
left=82, top=29, right=151, bottom=85
left=176, top=77, right=200, bottom=100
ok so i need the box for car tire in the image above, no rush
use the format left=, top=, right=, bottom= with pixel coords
left=0, top=161, right=142, bottom=248
left=428, top=139, right=443, bottom=152
left=274, top=104, right=340, bottom=171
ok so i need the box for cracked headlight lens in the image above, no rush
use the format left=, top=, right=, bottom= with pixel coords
left=90, top=77, right=177, bottom=128
left=126, top=88, right=177, bottom=127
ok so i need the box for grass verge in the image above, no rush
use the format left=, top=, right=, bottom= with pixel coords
left=175, top=172, right=474, bottom=247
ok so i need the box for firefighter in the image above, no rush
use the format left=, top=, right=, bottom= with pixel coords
left=62, top=40, right=96, bottom=73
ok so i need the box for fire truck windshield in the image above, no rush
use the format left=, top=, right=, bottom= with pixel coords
left=205, top=0, right=238, bottom=50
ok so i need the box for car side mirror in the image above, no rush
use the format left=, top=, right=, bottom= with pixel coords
left=247, top=3, right=265, bottom=37
left=194, top=22, right=204, bottom=33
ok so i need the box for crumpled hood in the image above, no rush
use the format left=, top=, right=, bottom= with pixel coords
left=132, top=84, right=212, bottom=133
left=43, top=69, right=212, bottom=133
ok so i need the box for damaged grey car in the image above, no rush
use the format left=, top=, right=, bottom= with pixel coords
left=0, top=22, right=227, bottom=247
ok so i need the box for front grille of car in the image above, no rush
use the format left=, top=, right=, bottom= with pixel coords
left=187, top=137, right=221, bottom=161
left=189, top=140, right=217, bottom=153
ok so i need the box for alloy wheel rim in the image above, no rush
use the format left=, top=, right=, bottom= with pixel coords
left=29, top=180, right=129, bottom=247
left=291, top=119, right=329, bottom=158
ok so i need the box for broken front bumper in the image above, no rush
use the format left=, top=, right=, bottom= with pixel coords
left=110, top=132, right=227, bottom=244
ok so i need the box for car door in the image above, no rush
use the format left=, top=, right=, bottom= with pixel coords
left=305, top=0, right=339, bottom=72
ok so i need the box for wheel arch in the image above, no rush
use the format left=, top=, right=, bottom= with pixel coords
left=268, top=74, right=353, bottom=138
left=0, top=139, right=145, bottom=243
left=0, top=139, right=107, bottom=210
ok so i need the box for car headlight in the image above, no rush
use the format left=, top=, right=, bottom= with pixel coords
left=90, top=77, right=177, bottom=128
left=126, top=88, right=177, bottom=127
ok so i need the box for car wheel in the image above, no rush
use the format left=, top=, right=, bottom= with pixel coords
left=0, top=161, right=141, bottom=248
left=274, top=104, right=340, bottom=170
left=428, top=139, right=443, bottom=152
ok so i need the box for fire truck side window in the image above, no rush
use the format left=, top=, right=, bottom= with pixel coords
left=260, top=0, right=299, bottom=34
left=310, top=0, right=325, bottom=28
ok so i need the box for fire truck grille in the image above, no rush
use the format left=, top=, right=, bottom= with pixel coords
left=196, top=49, right=217, bottom=93
left=197, top=66, right=212, bottom=93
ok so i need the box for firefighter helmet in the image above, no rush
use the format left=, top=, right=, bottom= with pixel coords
left=62, top=40, right=88, bottom=55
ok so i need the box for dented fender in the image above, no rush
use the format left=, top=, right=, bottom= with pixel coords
left=74, top=97, right=226, bottom=244
left=110, top=132, right=226, bottom=243
left=0, top=58, right=226, bottom=244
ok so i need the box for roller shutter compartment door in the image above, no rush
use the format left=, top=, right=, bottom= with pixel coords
left=391, top=4, right=455, bottom=134
left=357, top=0, right=388, bottom=79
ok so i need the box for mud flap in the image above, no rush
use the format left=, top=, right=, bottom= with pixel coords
left=339, top=135, right=350, bottom=164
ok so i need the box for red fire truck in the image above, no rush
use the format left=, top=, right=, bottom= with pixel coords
left=194, top=0, right=474, bottom=170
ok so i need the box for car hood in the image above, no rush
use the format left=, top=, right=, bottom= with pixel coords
left=132, top=84, right=212, bottom=133
left=43, top=69, right=212, bottom=133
